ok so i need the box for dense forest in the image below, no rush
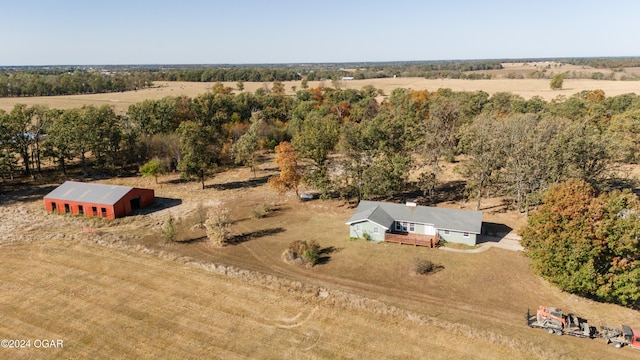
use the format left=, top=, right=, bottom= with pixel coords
left=2, top=79, right=640, bottom=306
left=3, top=57, right=640, bottom=97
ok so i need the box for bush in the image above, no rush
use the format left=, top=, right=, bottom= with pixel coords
left=411, top=258, right=437, bottom=275
left=162, top=213, right=176, bottom=243
left=283, top=240, right=320, bottom=267
left=205, top=206, right=231, bottom=247
left=252, top=203, right=273, bottom=219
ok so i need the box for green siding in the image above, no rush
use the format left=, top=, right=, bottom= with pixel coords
left=438, top=230, right=476, bottom=246
left=349, top=221, right=385, bottom=242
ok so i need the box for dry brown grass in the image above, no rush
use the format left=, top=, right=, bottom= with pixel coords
left=1, top=159, right=639, bottom=358
left=1, top=64, right=640, bottom=114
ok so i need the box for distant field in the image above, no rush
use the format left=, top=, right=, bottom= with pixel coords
left=1, top=66, right=639, bottom=114
left=1, top=161, right=639, bottom=358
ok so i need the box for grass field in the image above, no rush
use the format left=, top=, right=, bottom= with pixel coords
left=1, top=62, right=640, bottom=114
left=2, top=160, right=640, bottom=358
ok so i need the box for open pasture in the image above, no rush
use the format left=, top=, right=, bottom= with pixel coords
left=1, top=163, right=639, bottom=358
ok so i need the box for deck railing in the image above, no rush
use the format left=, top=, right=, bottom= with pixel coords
left=385, top=232, right=439, bottom=248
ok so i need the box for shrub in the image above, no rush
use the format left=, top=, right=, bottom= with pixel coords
left=283, top=240, right=320, bottom=267
left=205, top=206, right=231, bottom=247
left=411, top=258, right=437, bottom=275
left=162, top=213, right=176, bottom=243
left=252, top=203, right=273, bottom=219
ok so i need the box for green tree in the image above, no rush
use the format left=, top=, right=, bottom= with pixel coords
left=550, top=74, right=564, bottom=90
left=162, top=213, right=177, bottom=243
left=139, top=158, right=166, bottom=183
left=4, top=104, right=34, bottom=176
left=176, top=121, right=219, bottom=189
left=291, top=112, right=340, bottom=196
left=521, top=179, right=640, bottom=307
left=458, top=114, right=506, bottom=210
left=420, top=96, right=461, bottom=197
left=231, top=112, right=262, bottom=177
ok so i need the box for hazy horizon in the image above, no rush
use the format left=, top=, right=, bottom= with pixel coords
left=2, top=0, right=640, bottom=66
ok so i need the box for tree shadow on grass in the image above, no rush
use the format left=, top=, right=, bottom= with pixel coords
left=315, top=246, right=342, bottom=265
left=0, top=184, right=58, bottom=205
left=176, top=236, right=207, bottom=244
left=208, top=175, right=270, bottom=190
left=229, top=227, right=285, bottom=245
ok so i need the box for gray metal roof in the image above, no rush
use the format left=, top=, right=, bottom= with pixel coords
left=346, top=200, right=483, bottom=234
left=345, top=205, right=395, bottom=229
left=44, top=181, right=134, bottom=206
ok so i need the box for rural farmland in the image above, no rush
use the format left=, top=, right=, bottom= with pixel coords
left=2, top=61, right=640, bottom=359
left=5, top=0, right=640, bottom=357
left=1, top=158, right=640, bottom=358
left=3, top=75, right=640, bottom=114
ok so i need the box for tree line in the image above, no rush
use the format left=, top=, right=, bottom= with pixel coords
left=0, top=69, right=153, bottom=97
left=5, top=57, right=640, bottom=98
left=2, top=82, right=640, bottom=206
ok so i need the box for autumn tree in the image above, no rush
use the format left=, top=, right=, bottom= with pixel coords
left=521, top=179, right=640, bottom=307
left=269, top=141, right=301, bottom=197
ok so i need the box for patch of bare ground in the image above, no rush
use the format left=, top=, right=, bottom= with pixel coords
left=1, top=162, right=639, bottom=358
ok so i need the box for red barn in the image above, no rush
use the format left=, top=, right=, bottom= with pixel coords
left=44, top=181, right=155, bottom=219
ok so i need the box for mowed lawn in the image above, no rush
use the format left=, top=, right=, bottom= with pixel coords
left=1, top=240, right=539, bottom=359
left=1, top=166, right=640, bottom=358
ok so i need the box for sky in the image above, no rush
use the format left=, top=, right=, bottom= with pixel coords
left=1, top=0, right=640, bottom=66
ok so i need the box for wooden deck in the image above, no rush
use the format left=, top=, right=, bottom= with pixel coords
left=385, top=232, right=439, bottom=248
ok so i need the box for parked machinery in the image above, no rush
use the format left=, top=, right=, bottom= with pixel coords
left=600, top=325, right=640, bottom=349
left=526, top=305, right=640, bottom=350
left=526, top=306, right=597, bottom=338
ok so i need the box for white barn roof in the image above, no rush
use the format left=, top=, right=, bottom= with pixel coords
left=44, top=181, right=134, bottom=206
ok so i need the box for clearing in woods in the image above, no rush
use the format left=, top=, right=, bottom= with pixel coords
left=1, top=159, right=639, bottom=358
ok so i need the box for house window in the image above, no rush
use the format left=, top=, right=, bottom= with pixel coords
left=373, top=226, right=379, bottom=234
left=64, top=204, right=70, bottom=213
left=101, top=208, right=107, bottom=217
left=395, top=222, right=401, bottom=231
left=401, top=222, right=408, bottom=232
left=92, top=206, right=97, bottom=216
left=463, top=232, right=469, bottom=237
left=409, top=223, right=415, bottom=232
left=78, top=205, right=84, bottom=215
left=51, top=202, right=57, bottom=212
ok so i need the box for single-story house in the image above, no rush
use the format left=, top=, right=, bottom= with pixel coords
left=345, top=200, right=483, bottom=246
left=44, top=181, right=155, bottom=219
